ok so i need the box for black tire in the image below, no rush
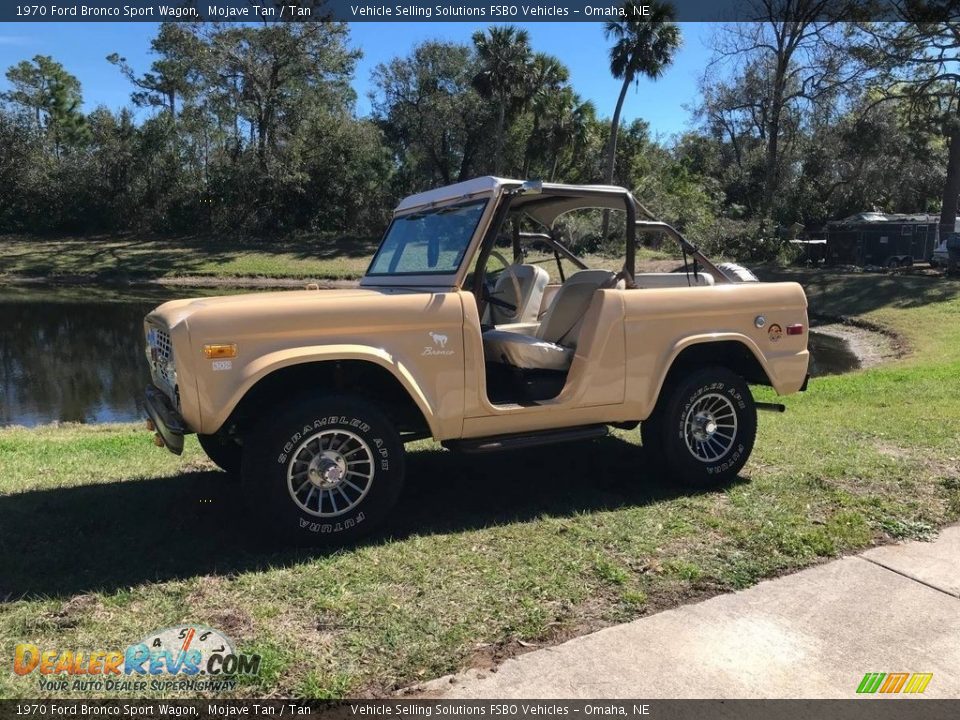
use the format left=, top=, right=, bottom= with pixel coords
left=241, top=394, right=405, bottom=546
left=197, top=433, right=243, bottom=475
left=641, top=366, right=757, bottom=487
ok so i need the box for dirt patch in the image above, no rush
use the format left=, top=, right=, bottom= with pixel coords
left=205, top=607, right=256, bottom=641
left=875, top=441, right=960, bottom=482
left=185, top=577, right=256, bottom=642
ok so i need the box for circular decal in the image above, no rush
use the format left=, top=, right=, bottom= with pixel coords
left=767, top=323, right=783, bottom=343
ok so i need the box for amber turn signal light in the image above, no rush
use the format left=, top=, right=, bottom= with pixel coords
left=203, top=343, right=238, bottom=359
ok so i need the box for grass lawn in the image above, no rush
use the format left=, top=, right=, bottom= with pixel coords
left=0, top=233, right=673, bottom=284
left=1, top=268, right=959, bottom=699
left=0, top=234, right=380, bottom=282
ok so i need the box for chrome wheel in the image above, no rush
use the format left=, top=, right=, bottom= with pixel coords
left=286, top=430, right=374, bottom=517
left=683, top=393, right=738, bottom=462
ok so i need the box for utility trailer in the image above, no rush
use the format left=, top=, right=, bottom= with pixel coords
left=826, top=213, right=939, bottom=268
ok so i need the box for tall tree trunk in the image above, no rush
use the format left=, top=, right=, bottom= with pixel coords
left=601, top=76, right=631, bottom=238
left=940, top=126, right=960, bottom=238
left=494, top=100, right=506, bottom=175
left=761, top=63, right=787, bottom=217
left=605, top=76, right=631, bottom=184
left=521, top=113, right=541, bottom=179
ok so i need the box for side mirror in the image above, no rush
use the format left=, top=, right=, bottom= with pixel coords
left=520, top=180, right=543, bottom=195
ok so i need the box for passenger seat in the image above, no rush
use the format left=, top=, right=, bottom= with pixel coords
left=482, top=270, right=619, bottom=371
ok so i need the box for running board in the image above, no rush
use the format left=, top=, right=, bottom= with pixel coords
left=443, top=424, right=608, bottom=454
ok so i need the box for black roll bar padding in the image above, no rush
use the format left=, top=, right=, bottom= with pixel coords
left=633, top=217, right=730, bottom=284
left=624, top=192, right=637, bottom=279
left=472, top=188, right=520, bottom=301
left=511, top=218, right=522, bottom=264
left=518, top=232, right=589, bottom=271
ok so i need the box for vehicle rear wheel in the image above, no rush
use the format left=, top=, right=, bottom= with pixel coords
left=241, top=394, right=405, bottom=546
left=197, top=433, right=243, bottom=475
left=641, top=366, right=757, bottom=487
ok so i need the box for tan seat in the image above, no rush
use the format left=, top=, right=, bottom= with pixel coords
left=489, top=264, right=550, bottom=325
left=483, top=270, right=619, bottom=371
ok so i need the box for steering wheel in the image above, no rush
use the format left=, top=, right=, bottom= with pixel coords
left=483, top=250, right=523, bottom=316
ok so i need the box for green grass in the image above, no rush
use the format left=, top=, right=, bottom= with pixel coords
left=0, top=234, right=379, bottom=282
left=0, top=233, right=674, bottom=284
left=1, top=268, right=959, bottom=699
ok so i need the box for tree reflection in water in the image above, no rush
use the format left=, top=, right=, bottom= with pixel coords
left=0, top=295, right=156, bottom=426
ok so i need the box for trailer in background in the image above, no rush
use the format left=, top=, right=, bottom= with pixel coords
left=826, top=213, right=940, bottom=268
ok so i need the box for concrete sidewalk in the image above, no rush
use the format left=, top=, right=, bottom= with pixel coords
left=424, top=526, right=960, bottom=699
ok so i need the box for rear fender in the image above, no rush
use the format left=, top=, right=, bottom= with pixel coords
left=646, top=333, right=778, bottom=414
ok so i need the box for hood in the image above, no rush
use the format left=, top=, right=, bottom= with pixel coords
left=146, top=288, right=396, bottom=330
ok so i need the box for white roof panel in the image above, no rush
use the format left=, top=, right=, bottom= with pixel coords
left=394, top=176, right=516, bottom=212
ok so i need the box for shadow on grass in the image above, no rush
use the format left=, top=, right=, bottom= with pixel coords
left=758, top=265, right=960, bottom=315
left=0, top=436, right=742, bottom=600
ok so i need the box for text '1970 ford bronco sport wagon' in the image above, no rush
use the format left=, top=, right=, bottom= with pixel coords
left=144, top=178, right=810, bottom=545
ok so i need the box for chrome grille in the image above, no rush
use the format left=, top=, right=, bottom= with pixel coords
left=154, top=329, right=172, bottom=362
left=145, top=324, right=177, bottom=400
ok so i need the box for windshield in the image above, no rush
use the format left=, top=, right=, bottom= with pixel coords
left=367, top=200, right=487, bottom=276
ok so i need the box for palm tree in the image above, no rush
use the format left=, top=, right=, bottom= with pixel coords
left=471, top=25, right=533, bottom=175
left=603, top=0, right=681, bottom=187
left=548, top=92, right=597, bottom=181
left=521, top=53, right=569, bottom=177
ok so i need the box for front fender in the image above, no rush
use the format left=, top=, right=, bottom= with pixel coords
left=202, top=344, right=439, bottom=437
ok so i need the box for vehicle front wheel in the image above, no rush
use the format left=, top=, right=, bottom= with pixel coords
left=241, top=394, right=405, bottom=546
left=641, top=366, right=757, bottom=487
left=197, top=433, right=243, bottom=475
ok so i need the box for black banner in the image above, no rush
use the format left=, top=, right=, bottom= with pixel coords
left=1, top=700, right=959, bottom=720
left=0, top=0, right=953, bottom=23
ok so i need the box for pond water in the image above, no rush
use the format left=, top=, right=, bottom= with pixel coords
left=0, top=288, right=864, bottom=427
left=807, top=330, right=862, bottom=377
left=0, top=286, right=238, bottom=428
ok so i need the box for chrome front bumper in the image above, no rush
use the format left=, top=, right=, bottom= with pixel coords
left=145, top=384, right=187, bottom=455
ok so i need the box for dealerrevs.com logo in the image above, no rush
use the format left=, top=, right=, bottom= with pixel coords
left=13, top=625, right=260, bottom=693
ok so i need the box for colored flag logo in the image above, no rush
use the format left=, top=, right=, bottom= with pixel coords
left=857, top=672, right=933, bottom=694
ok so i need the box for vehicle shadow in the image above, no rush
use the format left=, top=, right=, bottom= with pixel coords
left=0, top=436, right=743, bottom=601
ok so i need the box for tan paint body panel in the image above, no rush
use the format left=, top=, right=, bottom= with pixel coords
left=146, top=279, right=807, bottom=441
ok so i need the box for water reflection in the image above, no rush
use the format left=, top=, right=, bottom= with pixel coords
left=0, top=297, right=155, bottom=426
left=807, top=331, right=862, bottom=377
left=0, top=286, right=248, bottom=427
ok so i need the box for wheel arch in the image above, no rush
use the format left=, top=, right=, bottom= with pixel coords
left=208, top=346, right=435, bottom=438
left=646, top=335, right=773, bottom=418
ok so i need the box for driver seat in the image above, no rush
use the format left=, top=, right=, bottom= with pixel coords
left=488, top=264, right=549, bottom=325
left=482, top=270, right=619, bottom=371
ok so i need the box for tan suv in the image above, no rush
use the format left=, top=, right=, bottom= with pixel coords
left=144, top=178, right=810, bottom=545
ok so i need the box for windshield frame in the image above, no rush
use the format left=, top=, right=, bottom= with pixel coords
left=364, top=199, right=490, bottom=279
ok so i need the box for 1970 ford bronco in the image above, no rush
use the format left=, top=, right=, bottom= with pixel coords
left=144, top=177, right=809, bottom=544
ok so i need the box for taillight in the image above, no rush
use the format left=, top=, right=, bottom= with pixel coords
left=787, top=324, right=804, bottom=335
